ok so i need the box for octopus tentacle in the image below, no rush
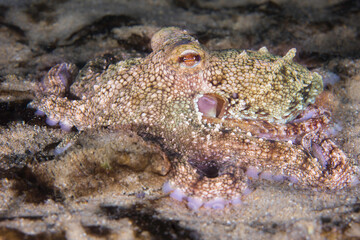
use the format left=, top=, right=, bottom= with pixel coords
left=164, top=128, right=357, bottom=209
left=30, top=96, right=93, bottom=130
left=164, top=158, right=250, bottom=210
left=39, top=63, right=78, bottom=97
left=202, top=105, right=331, bottom=143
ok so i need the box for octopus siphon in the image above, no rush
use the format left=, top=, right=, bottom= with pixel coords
left=30, top=27, right=359, bottom=210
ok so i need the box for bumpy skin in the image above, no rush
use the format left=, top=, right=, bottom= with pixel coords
left=31, top=27, right=358, bottom=210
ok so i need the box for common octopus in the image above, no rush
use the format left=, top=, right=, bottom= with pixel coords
left=30, top=27, right=359, bottom=210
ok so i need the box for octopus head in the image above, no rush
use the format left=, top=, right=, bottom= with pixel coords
left=151, top=27, right=323, bottom=124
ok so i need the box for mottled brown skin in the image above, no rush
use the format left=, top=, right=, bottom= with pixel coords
left=31, top=27, right=358, bottom=209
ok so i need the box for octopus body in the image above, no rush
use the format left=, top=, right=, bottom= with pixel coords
left=31, top=27, right=358, bottom=210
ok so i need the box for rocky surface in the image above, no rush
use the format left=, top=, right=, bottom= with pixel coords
left=0, top=0, right=359, bottom=239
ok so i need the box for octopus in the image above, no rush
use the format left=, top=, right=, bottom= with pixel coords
left=30, top=27, right=359, bottom=210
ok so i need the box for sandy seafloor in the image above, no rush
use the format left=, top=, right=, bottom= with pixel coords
left=0, top=0, right=360, bottom=239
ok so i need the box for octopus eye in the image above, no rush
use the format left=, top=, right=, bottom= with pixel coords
left=178, top=50, right=201, bottom=68
left=197, top=94, right=227, bottom=118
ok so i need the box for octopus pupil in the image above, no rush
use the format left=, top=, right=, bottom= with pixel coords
left=179, top=53, right=201, bottom=67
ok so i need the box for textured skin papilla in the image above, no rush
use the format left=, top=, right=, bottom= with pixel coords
left=30, top=27, right=358, bottom=210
